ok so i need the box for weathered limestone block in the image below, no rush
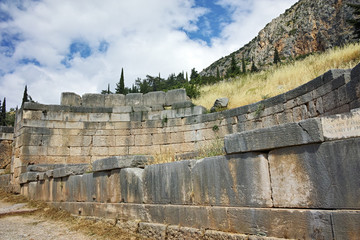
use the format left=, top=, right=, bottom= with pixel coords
left=53, top=164, right=90, bottom=178
left=27, top=164, right=66, bottom=172
left=126, top=93, right=143, bottom=106
left=138, top=222, right=167, bottom=240
left=66, top=175, right=83, bottom=202
left=225, top=118, right=324, bottom=154
left=143, top=160, right=195, bottom=204
left=61, top=92, right=81, bottom=106
left=79, top=173, right=95, bottom=202
left=269, top=138, right=360, bottom=208
left=227, top=208, right=332, bottom=239
left=120, top=168, right=144, bottom=203
left=203, top=230, right=250, bottom=240
left=0, top=173, right=10, bottom=184
left=104, top=94, right=125, bottom=107
left=332, top=211, right=360, bottom=240
left=93, top=171, right=111, bottom=203
left=143, top=91, right=166, bottom=106
left=321, top=108, right=360, bottom=141
left=191, top=154, right=272, bottom=207
left=166, top=225, right=203, bottom=240
left=112, top=106, right=132, bottom=113
left=171, top=101, right=193, bottom=109
left=165, top=89, right=187, bottom=106
left=82, top=94, right=105, bottom=107
left=19, top=172, right=38, bottom=184
left=92, top=156, right=151, bottom=172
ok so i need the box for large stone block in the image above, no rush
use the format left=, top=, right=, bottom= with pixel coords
left=81, top=94, right=105, bottom=107
left=53, top=164, right=90, bottom=178
left=165, top=89, right=187, bottom=106
left=93, top=171, right=111, bottom=203
left=92, top=155, right=152, bottom=172
left=19, top=172, right=38, bottom=184
left=225, top=118, right=324, bottom=154
left=104, top=94, right=125, bottom=107
left=191, top=154, right=272, bottom=207
left=126, top=93, right=143, bottom=106
left=332, top=211, right=360, bottom=240
left=60, top=92, right=81, bottom=106
left=120, top=168, right=144, bottom=203
left=321, top=108, right=360, bottom=141
left=143, top=160, right=195, bottom=204
left=143, top=91, right=166, bottom=106
left=66, top=175, right=83, bottom=202
left=227, top=208, right=332, bottom=239
left=269, top=138, right=360, bottom=208
left=79, top=173, right=95, bottom=202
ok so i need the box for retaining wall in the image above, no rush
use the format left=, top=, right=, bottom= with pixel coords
left=0, top=126, right=14, bottom=174
left=11, top=64, right=360, bottom=186
left=18, top=108, right=360, bottom=239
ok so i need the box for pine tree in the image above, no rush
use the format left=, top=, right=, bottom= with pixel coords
left=1, top=98, right=6, bottom=126
left=22, top=85, right=29, bottom=106
left=274, top=48, right=281, bottom=65
left=216, top=67, right=220, bottom=81
left=347, top=3, right=360, bottom=39
left=115, top=68, right=125, bottom=94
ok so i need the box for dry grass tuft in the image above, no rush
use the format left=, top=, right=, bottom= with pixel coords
left=194, top=42, right=360, bottom=109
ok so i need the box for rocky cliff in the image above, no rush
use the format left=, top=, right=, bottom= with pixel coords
left=201, top=0, right=357, bottom=77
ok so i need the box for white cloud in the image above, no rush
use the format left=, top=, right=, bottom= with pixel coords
left=0, top=0, right=297, bottom=108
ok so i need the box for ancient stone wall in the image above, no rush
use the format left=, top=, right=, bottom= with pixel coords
left=0, top=126, right=14, bottom=173
left=18, top=108, right=360, bottom=239
left=2, top=63, right=360, bottom=238
left=11, top=64, right=360, bottom=185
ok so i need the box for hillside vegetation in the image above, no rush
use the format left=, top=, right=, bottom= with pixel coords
left=194, top=42, right=360, bottom=110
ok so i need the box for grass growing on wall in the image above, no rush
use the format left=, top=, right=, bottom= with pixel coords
left=194, top=42, right=360, bottom=110
left=150, top=138, right=225, bottom=165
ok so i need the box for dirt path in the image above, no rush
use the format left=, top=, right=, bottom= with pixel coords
left=0, top=195, right=140, bottom=240
left=0, top=200, right=98, bottom=240
left=0, top=215, right=99, bottom=240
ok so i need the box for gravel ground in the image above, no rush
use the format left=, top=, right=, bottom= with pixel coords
left=0, top=215, right=100, bottom=240
left=0, top=200, right=98, bottom=240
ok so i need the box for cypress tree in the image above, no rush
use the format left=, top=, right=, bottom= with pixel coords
left=216, top=67, right=220, bottom=81
left=22, top=85, right=29, bottom=106
left=242, top=57, right=246, bottom=74
left=1, top=98, right=5, bottom=126
left=251, top=61, right=258, bottom=72
left=274, top=48, right=281, bottom=65
left=347, top=3, right=360, bottom=39
left=115, top=68, right=125, bottom=94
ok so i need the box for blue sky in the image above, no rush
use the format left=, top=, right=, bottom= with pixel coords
left=0, top=0, right=297, bottom=108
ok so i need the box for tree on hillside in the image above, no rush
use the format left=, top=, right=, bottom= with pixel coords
left=115, top=68, right=125, bottom=94
left=274, top=48, right=281, bottom=65
left=251, top=60, right=259, bottom=72
left=1, top=98, right=6, bottom=126
left=347, top=3, right=360, bottom=39
left=226, top=54, right=241, bottom=78
left=101, top=84, right=113, bottom=94
left=22, top=85, right=29, bottom=106
left=242, top=57, right=246, bottom=74
left=190, top=68, right=201, bottom=84
left=216, top=67, right=221, bottom=81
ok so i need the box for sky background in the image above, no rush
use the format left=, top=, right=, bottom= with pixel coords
left=0, top=0, right=298, bottom=108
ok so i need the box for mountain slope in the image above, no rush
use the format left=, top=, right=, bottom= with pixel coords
left=201, top=0, right=357, bottom=77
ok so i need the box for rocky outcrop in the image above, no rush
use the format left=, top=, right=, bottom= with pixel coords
left=201, top=0, right=357, bottom=77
